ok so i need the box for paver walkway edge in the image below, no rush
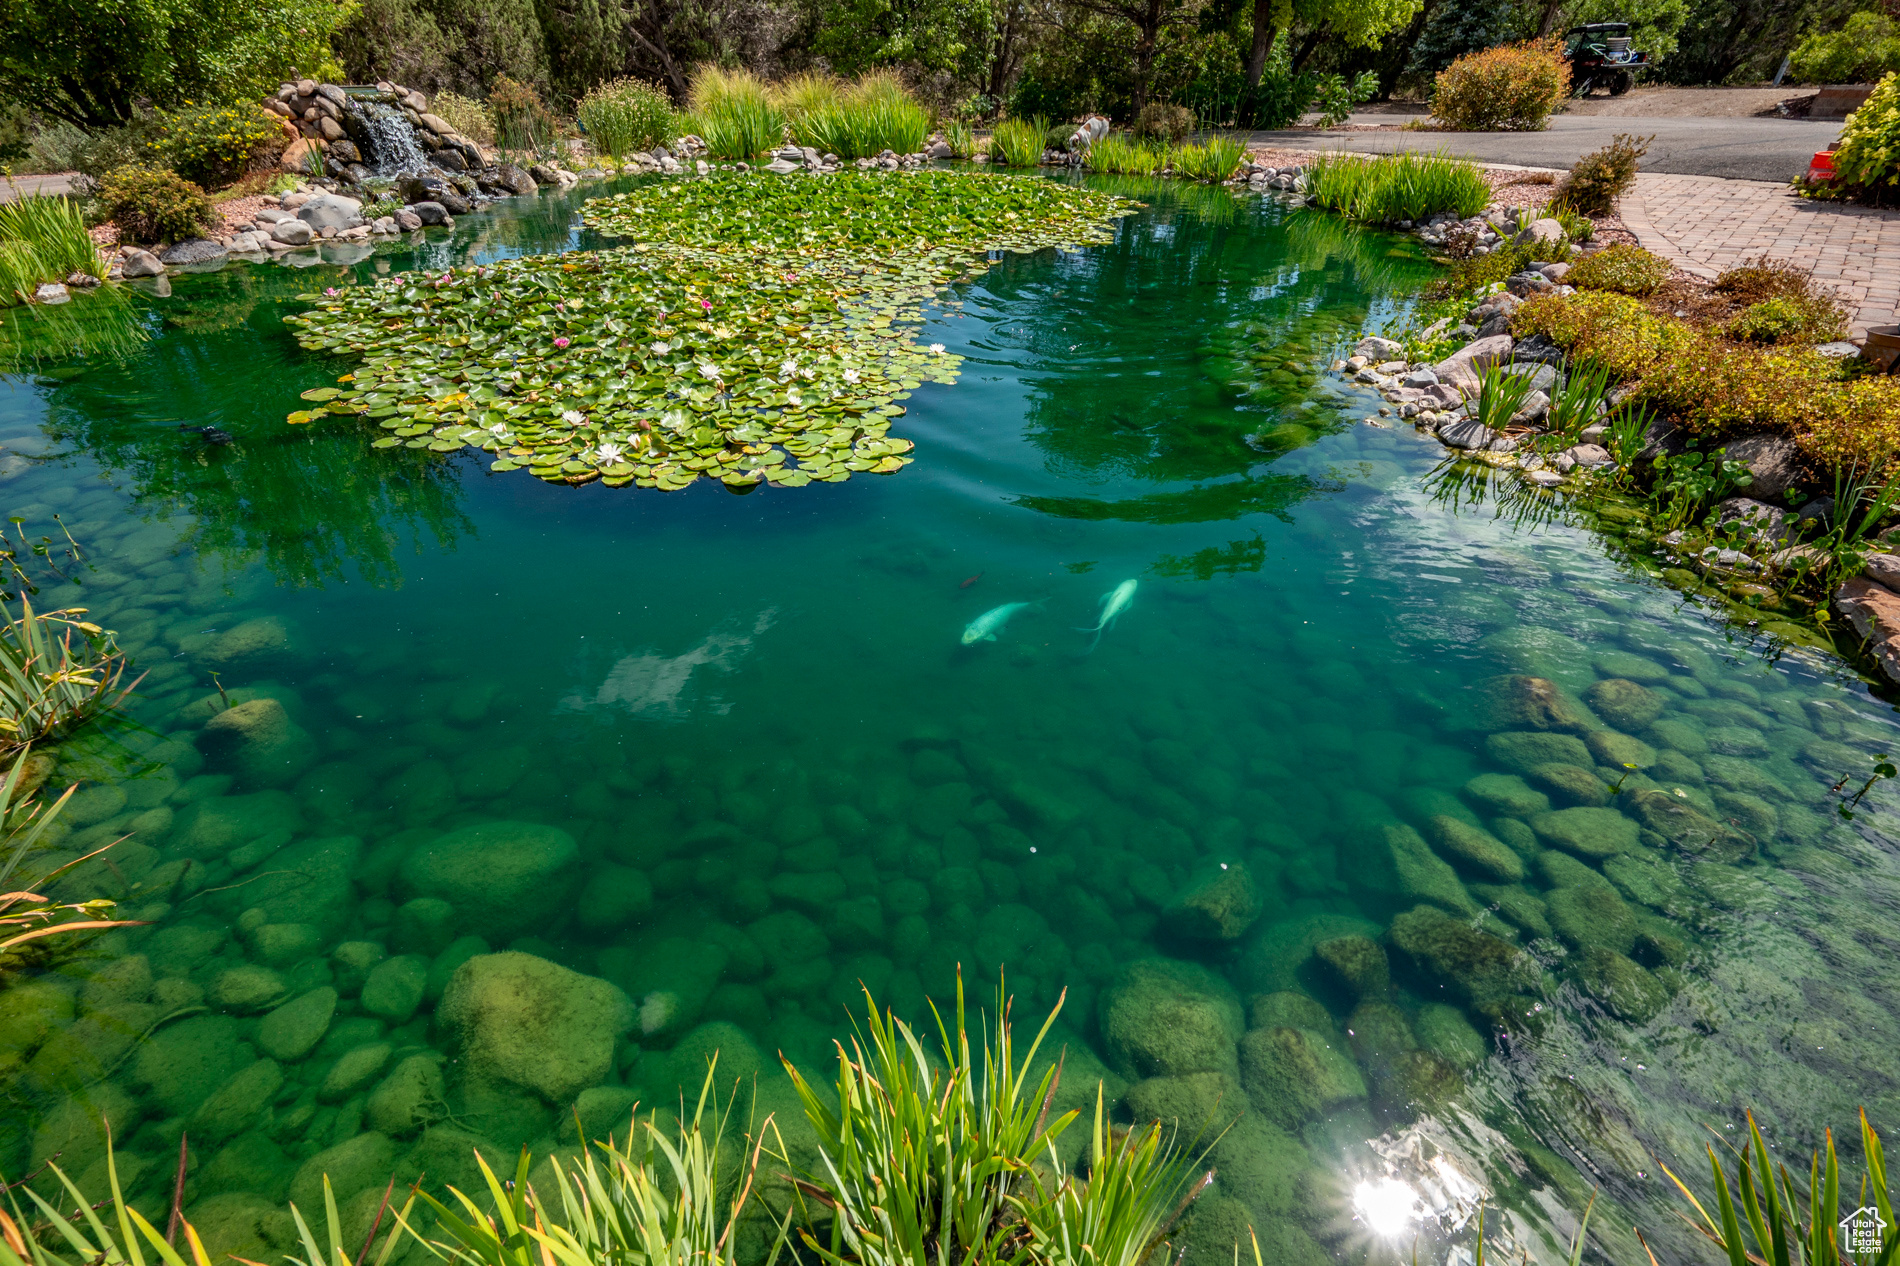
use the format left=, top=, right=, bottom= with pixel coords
left=1621, top=172, right=1900, bottom=337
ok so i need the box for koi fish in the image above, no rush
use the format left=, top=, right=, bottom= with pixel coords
left=962, top=601, right=1037, bottom=645
left=960, top=572, right=983, bottom=589
left=1077, top=579, right=1137, bottom=652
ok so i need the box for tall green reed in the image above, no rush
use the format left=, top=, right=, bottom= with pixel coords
left=792, top=75, right=929, bottom=159
left=1305, top=152, right=1489, bottom=224
left=0, top=194, right=102, bottom=305
left=0, top=748, right=141, bottom=969
left=991, top=117, right=1049, bottom=167
left=576, top=79, right=677, bottom=167
left=1087, top=134, right=1166, bottom=176
left=1170, top=135, right=1246, bottom=182
left=689, top=66, right=785, bottom=159
left=1469, top=362, right=1539, bottom=433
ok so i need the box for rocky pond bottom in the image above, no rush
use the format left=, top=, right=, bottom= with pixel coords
left=2, top=175, right=1899, bottom=1266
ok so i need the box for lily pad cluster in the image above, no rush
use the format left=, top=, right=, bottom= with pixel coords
left=287, top=172, right=1140, bottom=491
left=580, top=170, right=1138, bottom=256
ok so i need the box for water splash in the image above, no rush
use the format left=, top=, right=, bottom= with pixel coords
left=351, top=101, right=431, bottom=176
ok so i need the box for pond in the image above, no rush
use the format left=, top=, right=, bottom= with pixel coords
left=4, top=173, right=1900, bottom=1266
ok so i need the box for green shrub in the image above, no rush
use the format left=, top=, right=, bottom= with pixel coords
left=1312, top=70, right=1379, bottom=128
left=1789, top=11, right=1900, bottom=85
left=431, top=90, right=495, bottom=145
left=1714, top=254, right=1834, bottom=306
left=1305, top=151, right=1491, bottom=223
left=1565, top=241, right=1671, bottom=296
left=992, top=115, right=1048, bottom=166
left=1553, top=132, right=1651, bottom=216
left=792, top=73, right=929, bottom=159
left=31, top=118, right=158, bottom=193
left=1087, top=133, right=1166, bottom=175
left=577, top=78, right=677, bottom=165
left=1134, top=102, right=1194, bottom=141
left=1433, top=37, right=1571, bottom=131
left=1171, top=134, right=1246, bottom=181
left=1726, top=293, right=1849, bottom=344
left=0, top=194, right=101, bottom=303
left=149, top=102, right=284, bottom=188
left=688, top=65, right=784, bottom=159
left=97, top=164, right=216, bottom=244
left=1832, top=70, right=1900, bottom=196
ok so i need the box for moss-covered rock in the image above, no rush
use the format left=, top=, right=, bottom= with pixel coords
left=1586, top=729, right=1657, bottom=770
left=1380, top=823, right=1478, bottom=915
left=29, top=1083, right=140, bottom=1175
left=1529, top=806, right=1638, bottom=859
left=1585, top=679, right=1666, bottom=731
left=1529, top=763, right=1611, bottom=808
left=560, top=1085, right=644, bottom=1146
left=576, top=864, right=654, bottom=934
left=1475, top=675, right=1593, bottom=732
left=1416, top=1003, right=1488, bottom=1067
left=1470, top=883, right=1553, bottom=938
left=1163, top=859, right=1260, bottom=941
left=1601, top=852, right=1686, bottom=913
left=1181, top=1195, right=1254, bottom=1266
left=131, top=1014, right=251, bottom=1116
left=1314, top=936, right=1389, bottom=999
left=1546, top=883, right=1637, bottom=955
left=1426, top=815, right=1524, bottom=882
left=438, top=952, right=633, bottom=1104
left=198, top=698, right=318, bottom=789
left=365, top=1053, right=447, bottom=1137
left=1463, top=773, right=1550, bottom=818
left=209, top=964, right=287, bottom=1013
left=1491, top=816, right=1540, bottom=858
left=663, top=1021, right=764, bottom=1110
left=168, top=791, right=300, bottom=860
left=238, top=835, right=362, bottom=937
left=400, top=822, right=580, bottom=940
left=1247, top=990, right=1333, bottom=1032
left=1577, top=947, right=1669, bottom=1022
left=1346, top=999, right=1416, bottom=1069
left=1374, top=1048, right=1465, bottom=1118
left=321, top=1041, right=392, bottom=1101
left=1623, top=789, right=1754, bottom=862
left=360, top=955, right=428, bottom=1023
left=1210, top=1112, right=1309, bottom=1218
left=1387, top=905, right=1537, bottom=1008
left=288, top=1130, right=400, bottom=1210
left=1234, top=912, right=1381, bottom=995
left=197, top=617, right=292, bottom=670
left=1098, top=959, right=1243, bottom=1080
left=1123, top=1070, right=1247, bottom=1132
left=21, top=1002, right=160, bottom=1097
left=1485, top=732, right=1592, bottom=777
left=1237, top=1026, right=1366, bottom=1128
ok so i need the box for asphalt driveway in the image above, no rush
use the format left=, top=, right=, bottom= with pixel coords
left=1247, top=113, right=1843, bottom=183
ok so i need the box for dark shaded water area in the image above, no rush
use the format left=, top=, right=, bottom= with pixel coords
left=4, top=174, right=1900, bottom=1266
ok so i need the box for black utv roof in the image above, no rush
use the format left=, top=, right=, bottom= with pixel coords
left=1565, top=21, right=1631, bottom=32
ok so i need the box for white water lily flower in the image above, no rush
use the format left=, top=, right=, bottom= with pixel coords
left=842, top=368, right=861, bottom=383
left=650, top=341, right=670, bottom=355
left=780, top=358, right=798, bottom=377
left=561, top=409, right=585, bottom=425
left=594, top=442, right=625, bottom=463
left=699, top=362, right=722, bottom=380
left=929, top=343, right=946, bottom=354
left=487, top=423, right=509, bottom=436
left=800, top=367, right=815, bottom=380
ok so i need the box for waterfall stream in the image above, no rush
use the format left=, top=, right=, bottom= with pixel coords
left=352, top=101, right=432, bottom=176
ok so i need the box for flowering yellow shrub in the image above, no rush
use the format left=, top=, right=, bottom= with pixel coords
left=1513, top=290, right=1900, bottom=468
left=1433, top=38, right=1570, bottom=131
left=151, top=102, right=286, bottom=188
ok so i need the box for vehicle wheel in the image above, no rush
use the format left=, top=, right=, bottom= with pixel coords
left=1610, top=70, right=1633, bottom=95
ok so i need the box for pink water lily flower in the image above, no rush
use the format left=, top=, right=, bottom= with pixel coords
left=323, top=287, right=339, bottom=296
left=554, top=336, right=571, bottom=348
left=699, top=298, right=713, bottom=311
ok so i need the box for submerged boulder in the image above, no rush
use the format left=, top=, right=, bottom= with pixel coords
left=198, top=698, right=318, bottom=788
left=1475, top=676, right=1591, bottom=733
left=437, top=952, right=633, bottom=1104
left=400, top=821, right=580, bottom=939
left=1584, top=677, right=1667, bottom=732
left=1313, top=935, right=1389, bottom=999
left=1098, top=959, right=1243, bottom=1080
left=1162, top=859, right=1260, bottom=941
left=1387, top=904, right=1538, bottom=1009
left=1485, top=732, right=1592, bottom=776
left=1623, top=788, right=1755, bottom=862
left=1237, top=1025, right=1367, bottom=1128
left=1426, top=815, right=1524, bottom=882
left=1529, top=806, right=1639, bottom=859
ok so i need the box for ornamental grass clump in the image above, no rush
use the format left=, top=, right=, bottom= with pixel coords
left=0, top=596, right=139, bottom=755
left=1170, top=134, right=1246, bottom=182
left=0, top=195, right=101, bottom=304
left=1563, top=241, right=1670, bottom=296
left=432, top=91, right=495, bottom=145
left=1305, top=152, right=1490, bottom=223
left=992, top=116, right=1049, bottom=167
left=577, top=78, right=677, bottom=166
left=792, top=72, right=929, bottom=160
left=1087, top=133, right=1166, bottom=175
left=1552, top=133, right=1652, bottom=216
left=690, top=65, right=785, bottom=159
left=1433, top=38, right=1570, bottom=131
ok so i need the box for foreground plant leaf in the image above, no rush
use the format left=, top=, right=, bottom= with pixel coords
left=285, top=172, right=1140, bottom=491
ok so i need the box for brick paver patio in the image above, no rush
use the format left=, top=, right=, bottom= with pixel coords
left=1620, top=172, right=1900, bottom=337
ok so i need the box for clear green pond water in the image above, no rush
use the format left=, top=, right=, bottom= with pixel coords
left=5, top=175, right=1900, bottom=1266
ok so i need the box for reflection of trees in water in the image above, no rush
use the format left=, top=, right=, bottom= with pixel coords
left=39, top=270, right=471, bottom=588
left=0, top=284, right=153, bottom=374
left=990, top=186, right=1430, bottom=530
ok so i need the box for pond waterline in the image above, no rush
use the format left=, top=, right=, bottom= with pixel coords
left=3, top=173, right=1898, bottom=1266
